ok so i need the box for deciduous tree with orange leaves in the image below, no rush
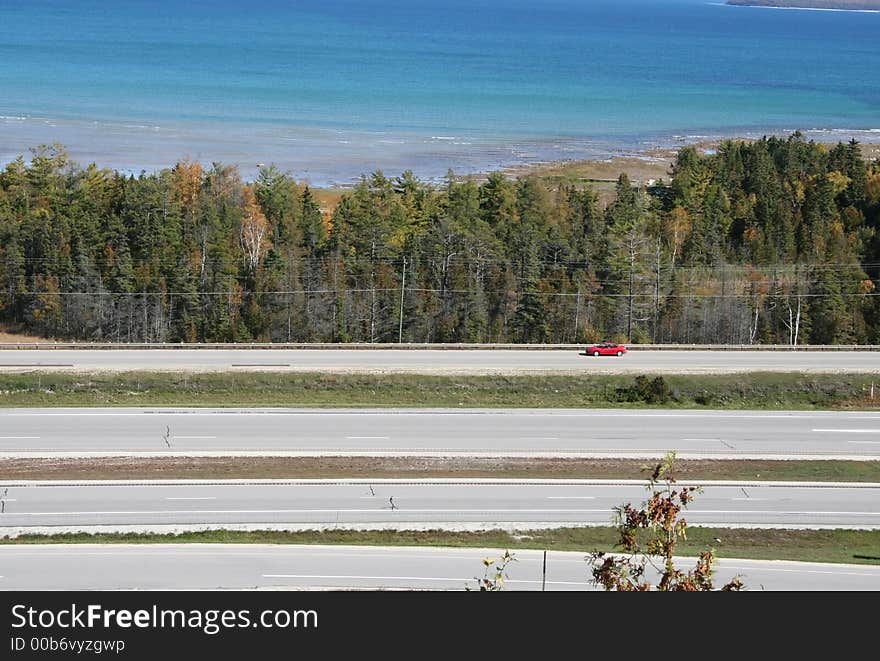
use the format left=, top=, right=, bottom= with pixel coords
left=588, top=452, right=745, bottom=591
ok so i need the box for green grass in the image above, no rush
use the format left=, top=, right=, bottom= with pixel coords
left=1, top=371, right=879, bottom=409
left=4, top=527, right=878, bottom=565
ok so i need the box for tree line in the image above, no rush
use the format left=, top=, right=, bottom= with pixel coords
left=0, top=133, right=878, bottom=344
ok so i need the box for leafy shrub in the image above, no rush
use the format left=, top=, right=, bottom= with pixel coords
left=615, top=375, right=673, bottom=404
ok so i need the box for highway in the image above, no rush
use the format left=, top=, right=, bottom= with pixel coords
left=0, top=349, right=879, bottom=373
left=0, top=544, right=877, bottom=590
left=2, top=408, right=880, bottom=459
left=0, top=479, right=877, bottom=531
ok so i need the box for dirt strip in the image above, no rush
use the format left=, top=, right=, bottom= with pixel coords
left=1, top=456, right=878, bottom=482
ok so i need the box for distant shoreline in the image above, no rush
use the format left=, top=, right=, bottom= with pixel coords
left=727, top=1, right=880, bottom=11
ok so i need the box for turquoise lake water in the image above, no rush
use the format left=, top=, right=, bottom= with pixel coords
left=1, top=0, right=878, bottom=184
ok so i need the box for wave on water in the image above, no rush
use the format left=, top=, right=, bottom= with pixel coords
left=803, top=127, right=880, bottom=137
left=718, top=2, right=880, bottom=13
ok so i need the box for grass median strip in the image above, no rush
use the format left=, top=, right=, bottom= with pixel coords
left=1, top=371, right=880, bottom=409
left=2, top=527, right=878, bottom=566
left=2, top=457, right=879, bottom=481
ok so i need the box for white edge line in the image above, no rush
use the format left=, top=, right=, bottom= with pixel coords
left=8, top=508, right=880, bottom=516
left=813, top=429, right=880, bottom=433
left=3, top=451, right=879, bottom=461
left=1, top=478, right=878, bottom=488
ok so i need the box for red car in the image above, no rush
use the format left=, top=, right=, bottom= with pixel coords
left=586, top=342, right=627, bottom=357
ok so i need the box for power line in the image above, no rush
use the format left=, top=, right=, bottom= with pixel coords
left=6, top=289, right=879, bottom=299
left=7, top=255, right=880, bottom=270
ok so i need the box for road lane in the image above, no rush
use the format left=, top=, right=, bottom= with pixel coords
left=0, top=480, right=877, bottom=530
left=1, top=408, right=879, bottom=459
left=1, top=349, right=879, bottom=373
left=0, top=544, right=876, bottom=590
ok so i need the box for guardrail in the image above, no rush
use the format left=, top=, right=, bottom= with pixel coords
left=0, top=342, right=877, bottom=351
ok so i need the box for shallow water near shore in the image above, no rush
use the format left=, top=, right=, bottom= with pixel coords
left=1, top=0, right=878, bottom=184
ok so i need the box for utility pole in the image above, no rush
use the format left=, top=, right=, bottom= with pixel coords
left=542, top=550, right=547, bottom=591
left=398, top=256, right=407, bottom=343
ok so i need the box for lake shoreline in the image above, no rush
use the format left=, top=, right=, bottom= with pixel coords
left=2, top=115, right=878, bottom=191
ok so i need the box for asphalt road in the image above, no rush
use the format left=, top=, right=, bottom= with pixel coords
left=2, top=408, right=880, bottom=459
left=0, top=349, right=879, bottom=373
left=0, top=544, right=877, bottom=590
left=0, top=479, right=877, bottom=530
